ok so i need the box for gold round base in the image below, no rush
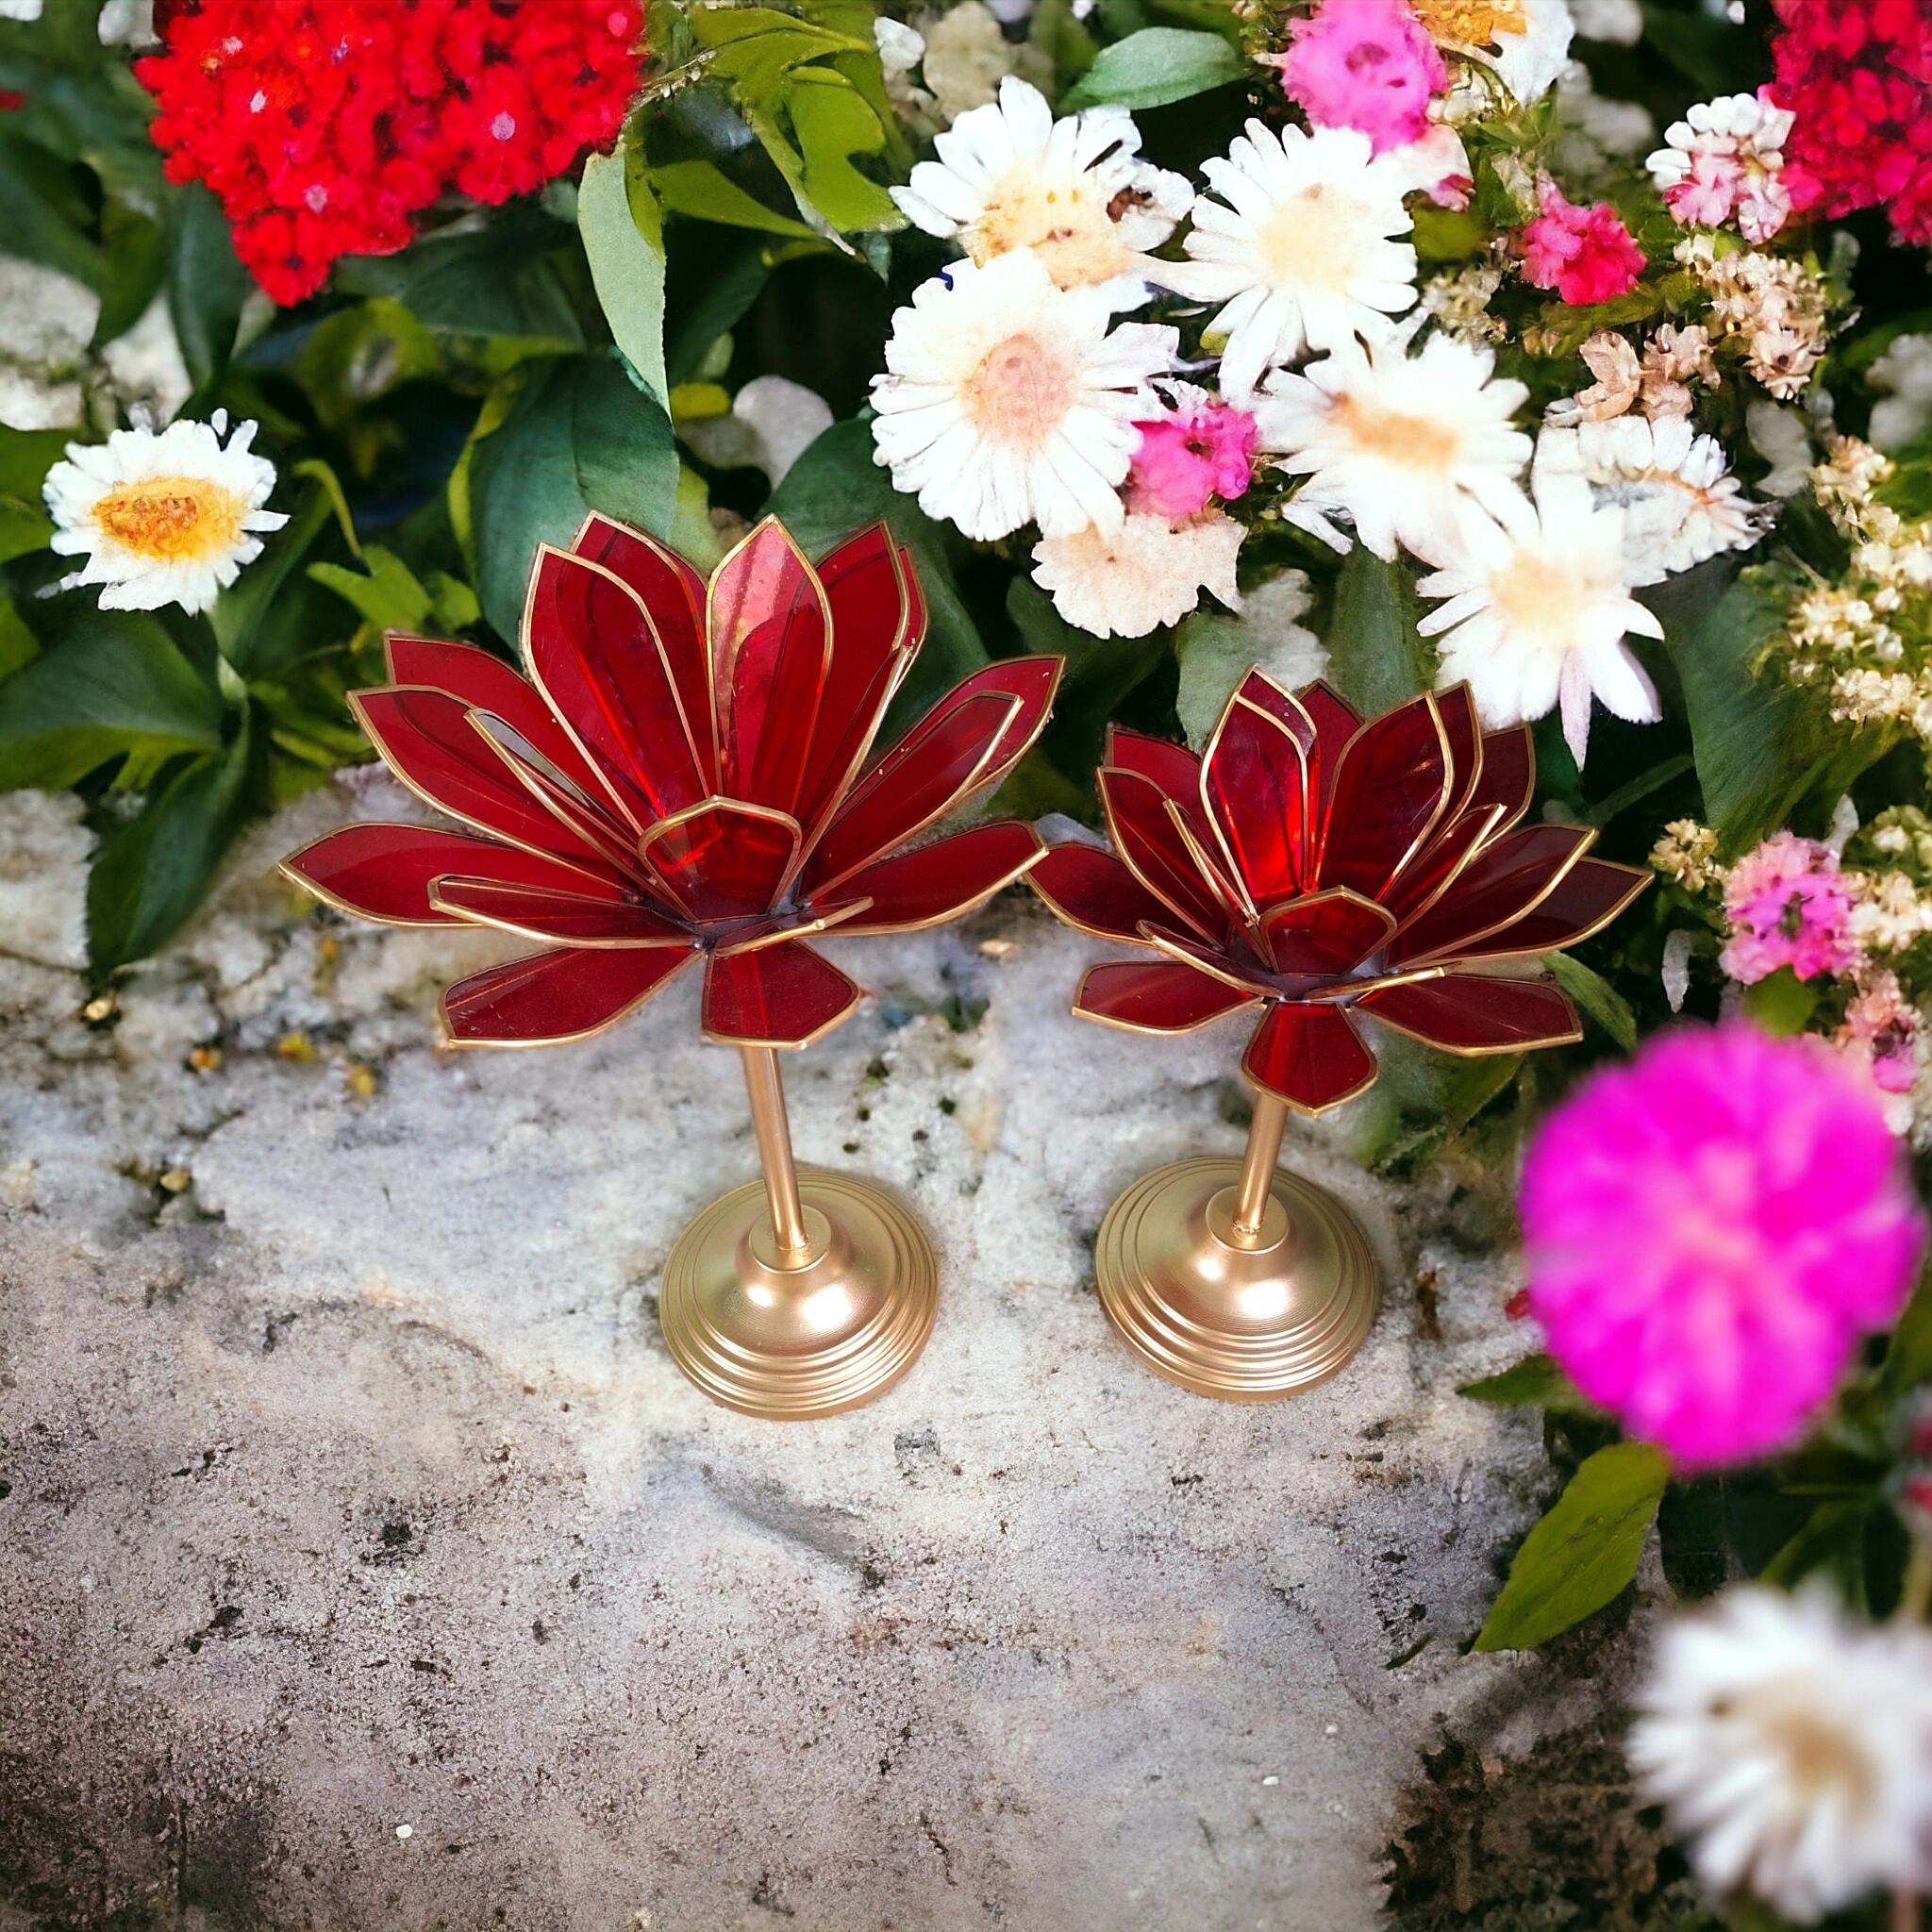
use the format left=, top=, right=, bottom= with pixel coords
left=1093, top=1157, right=1379, bottom=1402
left=658, top=1167, right=938, bottom=1420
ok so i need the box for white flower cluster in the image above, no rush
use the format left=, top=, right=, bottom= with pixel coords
left=868, top=34, right=1774, bottom=764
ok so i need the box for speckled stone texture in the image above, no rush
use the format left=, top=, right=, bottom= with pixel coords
left=0, top=783, right=1564, bottom=1932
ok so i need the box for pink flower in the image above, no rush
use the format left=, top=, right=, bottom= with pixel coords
left=1834, top=972, right=1920, bottom=1121
left=1272, top=0, right=1447, bottom=156
left=1719, top=831, right=1860, bottom=984
left=1126, top=396, right=1258, bottom=519
left=1522, top=181, right=1647, bottom=305
left=1522, top=1024, right=1925, bottom=1469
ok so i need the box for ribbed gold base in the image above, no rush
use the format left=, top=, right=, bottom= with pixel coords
left=659, top=1167, right=938, bottom=1419
left=1093, top=1157, right=1379, bottom=1401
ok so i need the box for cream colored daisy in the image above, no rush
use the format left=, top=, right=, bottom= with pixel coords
left=1418, top=467, right=1662, bottom=765
left=870, top=250, right=1176, bottom=541
left=1254, top=330, right=1531, bottom=564
left=1537, top=415, right=1771, bottom=586
left=1031, top=510, right=1244, bottom=638
left=43, top=410, right=287, bottom=616
left=1168, top=121, right=1420, bottom=400
left=891, top=75, right=1193, bottom=305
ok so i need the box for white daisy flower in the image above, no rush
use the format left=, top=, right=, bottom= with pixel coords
left=1031, top=510, right=1244, bottom=639
left=1417, top=466, right=1661, bottom=766
left=43, top=411, right=288, bottom=616
left=1869, top=333, right=1932, bottom=454
left=891, top=75, right=1193, bottom=306
left=1253, top=331, right=1531, bottom=565
left=1538, top=415, right=1771, bottom=586
left=1411, top=0, right=1574, bottom=106
left=870, top=249, right=1176, bottom=541
left=1629, top=1586, right=1932, bottom=1923
left=1168, top=122, right=1420, bottom=401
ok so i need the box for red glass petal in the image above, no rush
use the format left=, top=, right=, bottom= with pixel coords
left=1468, top=724, right=1534, bottom=838
left=1242, top=1001, right=1376, bottom=1113
left=1381, top=804, right=1501, bottom=929
left=352, top=688, right=618, bottom=870
left=708, top=521, right=832, bottom=814
left=429, top=876, right=689, bottom=946
left=1316, top=693, right=1451, bottom=904
left=703, top=940, right=862, bottom=1047
left=1029, top=843, right=1178, bottom=943
left=1143, top=927, right=1274, bottom=997
left=525, top=547, right=708, bottom=828
left=1232, top=669, right=1319, bottom=757
left=816, top=821, right=1042, bottom=934
left=442, top=943, right=697, bottom=1047
left=1435, top=683, right=1481, bottom=827
left=283, top=823, right=614, bottom=924
left=385, top=635, right=608, bottom=804
left=1449, top=858, right=1651, bottom=961
left=1202, top=696, right=1308, bottom=911
left=1389, top=824, right=1592, bottom=966
left=571, top=513, right=714, bottom=787
left=1357, top=974, right=1580, bottom=1051
left=1098, top=766, right=1230, bottom=942
left=795, top=525, right=917, bottom=838
left=470, top=719, right=656, bottom=883
left=1074, top=960, right=1257, bottom=1032
left=807, top=664, right=1058, bottom=889
left=1260, top=889, right=1396, bottom=978
left=1299, top=679, right=1359, bottom=837
left=1105, top=725, right=1203, bottom=807
left=641, top=801, right=799, bottom=921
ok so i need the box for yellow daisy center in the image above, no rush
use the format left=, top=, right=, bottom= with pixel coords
left=1332, top=394, right=1462, bottom=474
left=1407, top=0, right=1526, bottom=45
left=1257, top=183, right=1374, bottom=296
left=961, top=333, right=1076, bottom=448
left=92, top=475, right=250, bottom=562
left=966, top=174, right=1136, bottom=289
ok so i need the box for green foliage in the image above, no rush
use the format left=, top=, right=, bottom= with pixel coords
left=1473, top=1442, right=1670, bottom=1652
left=1059, top=26, right=1241, bottom=109
left=578, top=149, right=669, bottom=408
left=1459, top=1354, right=1604, bottom=1417
left=1544, top=952, right=1639, bottom=1052
left=1322, top=546, right=1435, bottom=718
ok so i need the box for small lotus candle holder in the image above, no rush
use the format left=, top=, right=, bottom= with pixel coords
left=1030, top=671, right=1647, bottom=1403
left=284, top=515, right=1058, bottom=1419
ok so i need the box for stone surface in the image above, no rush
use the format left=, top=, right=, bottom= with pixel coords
left=0, top=782, right=1574, bottom=1932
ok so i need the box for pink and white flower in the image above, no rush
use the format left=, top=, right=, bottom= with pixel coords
left=1647, top=91, right=1796, bottom=244
left=1719, top=831, right=1860, bottom=985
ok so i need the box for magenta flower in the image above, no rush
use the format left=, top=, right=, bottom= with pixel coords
left=1126, top=394, right=1258, bottom=518
left=1522, top=181, right=1646, bottom=305
left=1272, top=0, right=1446, bottom=155
left=1522, top=1024, right=1925, bottom=1469
left=1721, top=830, right=1860, bottom=984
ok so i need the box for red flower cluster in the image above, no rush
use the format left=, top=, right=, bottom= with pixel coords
left=1769, top=0, right=1932, bottom=246
left=1522, top=180, right=1645, bottom=307
left=136, top=0, right=644, bottom=305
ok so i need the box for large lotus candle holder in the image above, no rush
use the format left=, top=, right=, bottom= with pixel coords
left=1030, top=672, right=1647, bottom=1403
left=283, top=515, right=1058, bottom=1419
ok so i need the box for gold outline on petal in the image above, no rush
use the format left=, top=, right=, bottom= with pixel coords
left=426, top=874, right=693, bottom=951
left=437, top=944, right=701, bottom=1051
left=278, top=824, right=476, bottom=929
left=1320, top=690, right=1456, bottom=900
left=1452, top=858, right=1654, bottom=964
left=1257, top=884, right=1397, bottom=977
left=823, top=827, right=1046, bottom=938
left=1394, top=823, right=1602, bottom=968
left=638, top=796, right=804, bottom=920
left=1355, top=976, right=1584, bottom=1058
left=1071, top=960, right=1261, bottom=1037
left=1097, top=765, right=1224, bottom=944
left=699, top=942, right=866, bottom=1051
left=1241, top=1002, right=1381, bottom=1118
left=1196, top=691, right=1304, bottom=924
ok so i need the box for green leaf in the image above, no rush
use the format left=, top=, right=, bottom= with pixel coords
left=465, top=353, right=680, bottom=643
left=1059, top=26, right=1242, bottom=109
left=1660, top=569, right=1889, bottom=853
left=209, top=477, right=339, bottom=678
left=87, top=708, right=259, bottom=974
left=0, top=425, right=72, bottom=502
left=0, top=589, right=40, bottom=682
left=1323, top=544, right=1435, bottom=719
left=334, top=209, right=586, bottom=343
left=0, top=125, right=103, bottom=288
left=766, top=417, right=989, bottom=728
left=93, top=197, right=168, bottom=350
left=1543, top=951, right=1637, bottom=1052
left=664, top=226, right=771, bottom=388
left=1740, top=964, right=1820, bottom=1038
left=0, top=610, right=225, bottom=791
left=1458, top=1354, right=1603, bottom=1416
left=579, top=147, right=669, bottom=409
left=1174, top=576, right=1322, bottom=750
left=167, top=184, right=256, bottom=393
left=0, top=493, right=54, bottom=565
left=1010, top=575, right=1165, bottom=786
left=308, top=546, right=435, bottom=634
left=1880, top=1274, right=1932, bottom=1401
left=650, top=158, right=822, bottom=240
left=1473, top=1441, right=1670, bottom=1652
left=787, top=69, right=904, bottom=232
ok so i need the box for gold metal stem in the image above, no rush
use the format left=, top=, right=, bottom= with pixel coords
left=740, top=1044, right=813, bottom=1263
left=1230, top=1089, right=1290, bottom=1248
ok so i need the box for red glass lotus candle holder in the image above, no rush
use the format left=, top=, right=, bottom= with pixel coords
left=1030, top=670, right=1647, bottom=1402
left=284, top=514, right=1058, bottom=1418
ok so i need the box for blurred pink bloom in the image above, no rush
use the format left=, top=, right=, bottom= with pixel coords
left=1127, top=397, right=1258, bottom=518
left=1522, top=1023, right=1924, bottom=1468
left=1720, top=830, right=1859, bottom=984
left=1834, top=972, right=1919, bottom=1127
left=1272, top=0, right=1446, bottom=155
left=1522, top=181, right=1646, bottom=304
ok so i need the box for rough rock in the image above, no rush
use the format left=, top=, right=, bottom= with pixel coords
left=0, top=782, right=1581, bottom=1931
